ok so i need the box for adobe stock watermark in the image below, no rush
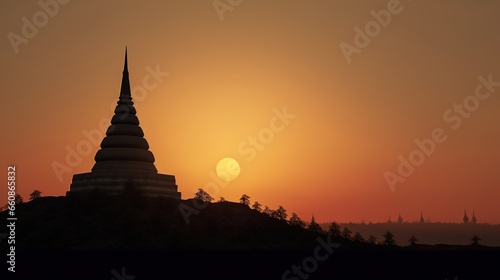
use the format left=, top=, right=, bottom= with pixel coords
left=7, top=0, right=70, bottom=54
left=51, top=64, right=169, bottom=182
left=339, top=0, right=411, bottom=64
left=6, top=166, right=17, bottom=273
left=178, top=106, right=296, bottom=224
left=238, top=106, right=296, bottom=162
left=385, top=74, right=500, bottom=192
left=282, top=234, right=340, bottom=280
left=213, top=0, right=243, bottom=21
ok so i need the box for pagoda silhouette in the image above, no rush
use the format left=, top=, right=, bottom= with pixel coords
left=67, top=49, right=181, bottom=199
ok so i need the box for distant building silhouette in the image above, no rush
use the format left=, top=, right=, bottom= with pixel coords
left=66, top=49, right=181, bottom=199
left=397, top=214, right=403, bottom=224
left=420, top=212, right=425, bottom=223
left=472, top=211, right=477, bottom=224
left=463, top=210, right=469, bottom=224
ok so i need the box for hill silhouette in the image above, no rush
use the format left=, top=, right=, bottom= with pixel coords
left=2, top=195, right=499, bottom=252
left=2, top=196, right=499, bottom=279
left=0, top=195, right=335, bottom=251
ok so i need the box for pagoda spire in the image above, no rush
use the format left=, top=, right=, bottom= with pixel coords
left=120, top=47, right=131, bottom=97
left=94, top=48, right=152, bottom=164
left=124, top=47, right=128, bottom=72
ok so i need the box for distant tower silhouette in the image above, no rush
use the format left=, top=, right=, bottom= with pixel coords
left=388, top=215, right=392, bottom=223
left=420, top=212, right=425, bottom=223
left=472, top=211, right=477, bottom=224
left=397, top=214, right=403, bottom=224
left=463, top=210, right=469, bottom=224
left=67, top=48, right=181, bottom=199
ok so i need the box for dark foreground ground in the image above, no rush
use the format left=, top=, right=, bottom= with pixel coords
left=1, top=196, right=499, bottom=279
left=9, top=250, right=500, bottom=279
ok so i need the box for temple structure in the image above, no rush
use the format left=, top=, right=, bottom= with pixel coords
left=67, top=49, right=181, bottom=199
left=463, top=210, right=469, bottom=224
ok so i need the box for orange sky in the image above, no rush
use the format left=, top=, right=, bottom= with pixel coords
left=1, top=0, right=499, bottom=224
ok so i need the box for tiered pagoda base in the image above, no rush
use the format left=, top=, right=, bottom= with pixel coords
left=67, top=161, right=181, bottom=198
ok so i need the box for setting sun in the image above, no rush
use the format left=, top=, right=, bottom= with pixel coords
left=216, top=157, right=241, bottom=182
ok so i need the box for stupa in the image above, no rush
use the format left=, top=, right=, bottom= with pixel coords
left=67, top=49, right=181, bottom=199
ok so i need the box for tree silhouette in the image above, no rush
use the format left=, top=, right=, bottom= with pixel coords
left=29, top=190, right=42, bottom=201
left=263, top=206, right=272, bottom=216
left=341, top=227, right=352, bottom=240
left=471, top=235, right=481, bottom=246
left=194, top=189, right=213, bottom=202
left=273, top=205, right=287, bottom=221
left=368, top=235, right=378, bottom=244
left=252, top=201, right=262, bottom=212
left=239, top=194, right=250, bottom=206
left=14, top=194, right=23, bottom=205
left=308, top=216, right=324, bottom=234
left=289, top=213, right=306, bottom=229
left=382, top=231, right=397, bottom=246
left=270, top=210, right=278, bottom=219
left=353, top=232, right=365, bottom=243
left=328, top=222, right=341, bottom=238
left=218, top=197, right=226, bottom=202
left=409, top=236, right=418, bottom=246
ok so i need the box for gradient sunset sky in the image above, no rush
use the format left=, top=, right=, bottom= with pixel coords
left=1, top=0, right=499, bottom=224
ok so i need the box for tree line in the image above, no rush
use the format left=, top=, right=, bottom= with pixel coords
left=0, top=190, right=42, bottom=211
left=1, top=188, right=482, bottom=246
left=194, top=188, right=484, bottom=246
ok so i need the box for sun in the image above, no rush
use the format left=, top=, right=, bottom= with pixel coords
left=216, top=157, right=241, bottom=182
